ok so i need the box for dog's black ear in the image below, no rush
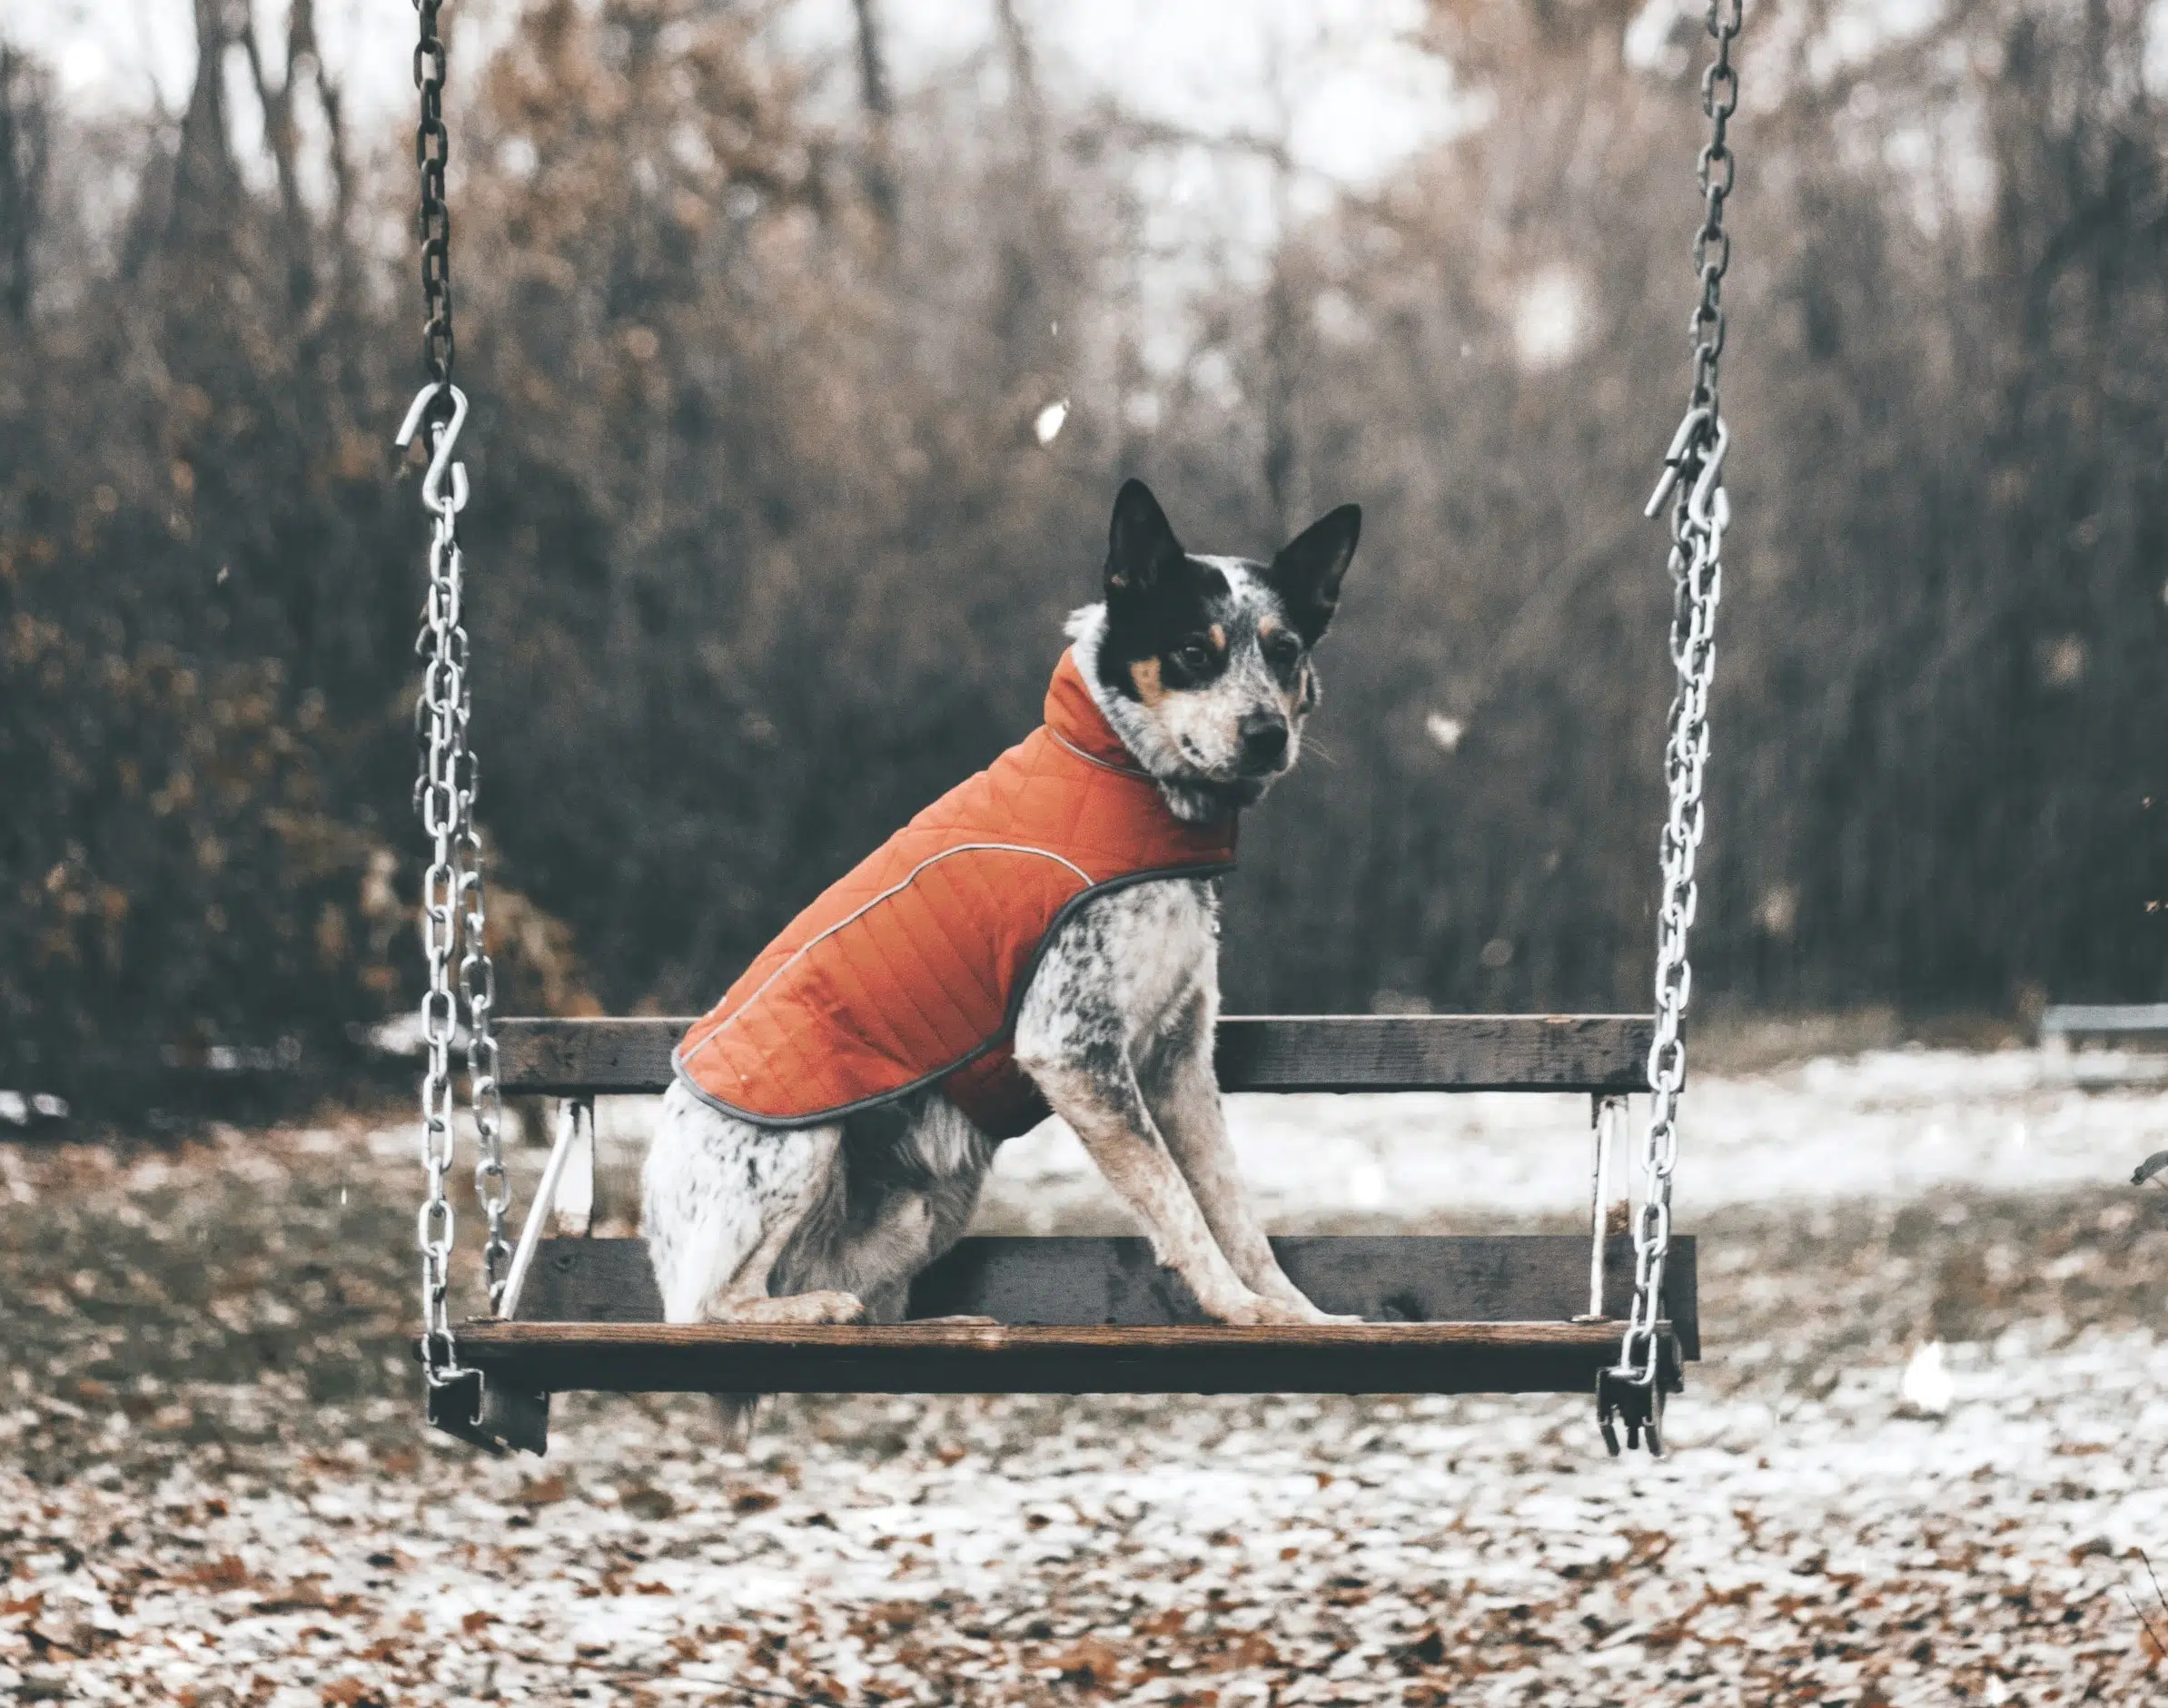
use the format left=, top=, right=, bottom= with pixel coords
left=1267, top=503, right=1361, bottom=645
left=1105, top=479, right=1186, bottom=598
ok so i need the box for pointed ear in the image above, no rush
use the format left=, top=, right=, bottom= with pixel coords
left=1268, top=503, right=1361, bottom=644
left=1106, top=479, right=1185, bottom=598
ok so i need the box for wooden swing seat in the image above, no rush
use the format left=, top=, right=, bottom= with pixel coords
left=431, top=1014, right=1697, bottom=1455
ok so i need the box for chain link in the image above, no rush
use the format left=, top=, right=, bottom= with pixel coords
left=1610, top=0, right=1743, bottom=1431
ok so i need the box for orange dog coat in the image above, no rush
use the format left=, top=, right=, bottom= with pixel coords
left=674, top=649, right=1239, bottom=1138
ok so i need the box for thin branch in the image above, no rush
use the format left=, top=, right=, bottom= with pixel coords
left=1090, top=107, right=1298, bottom=175
left=2121, top=1581, right=2168, bottom=1659
left=312, top=37, right=350, bottom=254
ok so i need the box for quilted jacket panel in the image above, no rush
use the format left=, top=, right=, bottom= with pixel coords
left=673, top=649, right=1238, bottom=1138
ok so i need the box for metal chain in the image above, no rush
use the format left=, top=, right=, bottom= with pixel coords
left=1605, top=0, right=1743, bottom=1450
left=414, top=0, right=454, bottom=396
left=1622, top=425, right=1726, bottom=1392
left=455, top=608, right=511, bottom=1305
left=401, top=390, right=506, bottom=1370
left=1689, top=0, right=1741, bottom=418
left=413, top=455, right=465, bottom=1384
left=401, top=0, right=510, bottom=1387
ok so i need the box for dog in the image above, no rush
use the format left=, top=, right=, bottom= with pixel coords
left=642, top=479, right=1363, bottom=1407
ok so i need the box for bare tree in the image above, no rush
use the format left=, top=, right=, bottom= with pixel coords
left=239, top=0, right=349, bottom=306
left=850, top=0, right=898, bottom=241
left=989, top=0, right=1067, bottom=393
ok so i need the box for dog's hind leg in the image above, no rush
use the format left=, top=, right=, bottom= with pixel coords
left=641, top=1080, right=866, bottom=1327
left=775, top=1094, right=998, bottom=1324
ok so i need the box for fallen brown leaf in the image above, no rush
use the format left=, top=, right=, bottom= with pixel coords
left=188, top=1555, right=251, bottom=1589
left=515, top=1472, right=569, bottom=1506
left=1047, top=1635, right=1124, bottom=1689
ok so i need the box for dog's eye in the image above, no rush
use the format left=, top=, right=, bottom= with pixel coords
left=1263, top=634, right=1301, bottom=670
left=1171, top=638, right=1213, bottom=675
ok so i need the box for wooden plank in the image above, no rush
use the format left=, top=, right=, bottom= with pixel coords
left=1213, top=1015, right=1652, bottom=1093
left=500, top=1018, right=677, bottom=1097
left=494, top=1014, right=1656, bottom=1097
left=2041, top=1002, right=2168, bottom=1038
left=506, top=1234, right=1698, bottom=1365
left=454, top=1317, right=1659, bottom=1396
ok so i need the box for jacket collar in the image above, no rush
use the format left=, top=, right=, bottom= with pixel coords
left=1044, top=648, right=1151, bottom=776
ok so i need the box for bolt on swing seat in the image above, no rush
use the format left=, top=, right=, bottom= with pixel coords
left=425, top=1015, right=1698, bottom=1456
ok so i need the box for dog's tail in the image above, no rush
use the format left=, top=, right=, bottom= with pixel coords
left=715, top=1392, right=762, bottom=1452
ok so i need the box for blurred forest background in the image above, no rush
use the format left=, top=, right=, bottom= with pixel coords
left=4, top=0, right=2165, bottom=1112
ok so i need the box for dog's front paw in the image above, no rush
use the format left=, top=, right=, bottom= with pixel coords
left=1215, top=1292, right=1362, bottom=1328
left=725, top=1289, right=868, bottom=1326
left=1263, top=1286, right=1364, bottom=1327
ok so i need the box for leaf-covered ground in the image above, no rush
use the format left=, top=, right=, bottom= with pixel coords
left=3, top=1051, right=2165, bottom=1704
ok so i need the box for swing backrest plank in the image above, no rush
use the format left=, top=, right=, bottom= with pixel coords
left=493, top=1012, right=1657, bottom=1098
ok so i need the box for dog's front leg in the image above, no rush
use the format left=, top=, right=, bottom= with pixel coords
left=1141, top=989, right=1356, bottom=1325
left=1021, top=1051, right=1270, bottom=1322
left=1014, top=1029, right=1311, bottom=1326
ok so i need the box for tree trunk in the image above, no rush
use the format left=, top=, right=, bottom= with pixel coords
left=0, top=47, right=47, bottom=323
left=171, top=0, right=238, bottom=249
left=850, top=0, right=897, bottom=242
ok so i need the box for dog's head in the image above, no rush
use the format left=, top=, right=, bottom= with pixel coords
left=1074, top=478, right=1361, bottom=820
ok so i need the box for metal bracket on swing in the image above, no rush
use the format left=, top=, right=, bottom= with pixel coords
left=423, top=1366, right=549, bottom=1457
left=499, top=1097, right=597, bottom=1319
left=421, top=1100, right=597, bottom=1457
left=1594, top=1334, right=1685, bottom=1458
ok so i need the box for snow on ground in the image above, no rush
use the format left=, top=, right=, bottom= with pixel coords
left=4, top=1048, right=2166, bottom=1704
left=929, top=1045, right=2162, bottom=1229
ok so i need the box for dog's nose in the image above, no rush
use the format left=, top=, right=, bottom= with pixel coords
left=1239, top=713, right=1289, bottom=771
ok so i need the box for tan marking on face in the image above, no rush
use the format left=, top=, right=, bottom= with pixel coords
left=1208, top=624, right=1226, bottom=653
left=1258, top=617, right=1282, bottom=642
left=1129, top=657, right=1165, bottom=706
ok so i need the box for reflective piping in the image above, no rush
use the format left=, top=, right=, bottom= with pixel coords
left=676, top=842, right=1096, bottom=1074
left=1047, top=726, right=1153, bottom=779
